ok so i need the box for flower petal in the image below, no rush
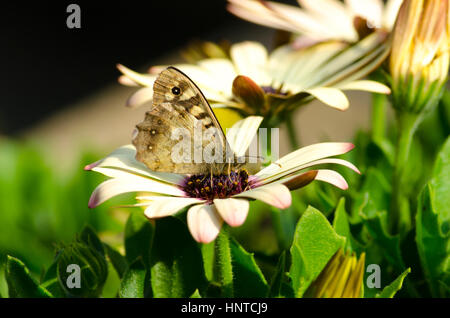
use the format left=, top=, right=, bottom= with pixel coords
left=85, top=145, right=183, bottom=185
left=118, top=75, right=139, bottom=86
left=126, top=87, right=154, bottom=108
left=116, top=64, right=156, bottom=87
left=305, top=87, right=349, bottom=110
left=144, top=197, right=204, bottom=218
left=382, top=0, right=403, bottom=29
left=336, top=80, right=391, bottom=94
left=267, top=0, right=356, bottom=41
left=298, top=0, right=357, bottom=39
left=226, top=116, right=263, bottom=158
left=213, top=198, right=249, bottom=227
left=315, top=169, right=349, bottom=190
left=256, top=142, right=355, bottom=180
left=230, top=41, right=270, bottom=84
left=227, top=0, right=304, bottom=34
left=346, top=0, right=384, bottom=28
left=261, top=157, right=360, bottom=185
left=187, top=204, right=223, bottom=243
left=235, top=183, right=291, bottom=209
left=88, top=177, right=184, bottom=208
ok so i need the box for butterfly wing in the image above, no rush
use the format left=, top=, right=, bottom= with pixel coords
left=132, top=67, right=232, bottom=174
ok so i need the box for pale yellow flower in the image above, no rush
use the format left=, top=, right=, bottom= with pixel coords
left=118, top=39, right=390, bottom=118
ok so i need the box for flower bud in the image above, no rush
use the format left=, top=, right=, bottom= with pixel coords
left=305, top=248, right=365, bottom=298
left=390, top=0, right=449, bottom=114
left=56, top=227, right=108, bottom=297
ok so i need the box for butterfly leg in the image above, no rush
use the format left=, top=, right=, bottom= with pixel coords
left=210, top=166, right=213, bottom=188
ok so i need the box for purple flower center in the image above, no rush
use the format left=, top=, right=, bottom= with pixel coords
left=181, top=170, right=253, bottom=201
left=261, top=86, right=288, bottom=96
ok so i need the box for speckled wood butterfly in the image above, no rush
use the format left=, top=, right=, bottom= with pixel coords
left=132, top=67, right=237, bottom=175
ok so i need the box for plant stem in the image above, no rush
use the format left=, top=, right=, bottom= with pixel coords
left=390, top=111, right=421, bottom=234
left=285, top=115, right=300, bottom=150
left=371, top=93, right=387, bottom=141
left=214, top=229, right=234, bottom=297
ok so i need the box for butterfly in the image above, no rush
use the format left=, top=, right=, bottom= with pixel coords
left=132, top=67, right=239, bottom=175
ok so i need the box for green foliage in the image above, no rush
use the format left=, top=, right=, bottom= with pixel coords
left=6, top=256, right=53, bottom=298
left=119, top=258, right=148, bottom=298
left=289, top=206, right=345, bottom=297
left=124, top=211, right=154, bottom=268
left=1, top=91, right=449, bottom=298
left=376, top=268, right=411, bottom=298
left=56, top=226, right=108, bottom=297
left=333, top=198, right=365, bottom=254
left=150, top=217, right=206, bottom=298
left=416, top=138, right=450, bottom=297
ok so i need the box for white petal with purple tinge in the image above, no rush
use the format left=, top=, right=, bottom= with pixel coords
left=256, top=142, right=355, bottom=180
left=213, top=198, right=249, bottom=227
left=85, top=145, right=183, bottom=185
left=187, top=204, right=223, bottom=243
left=234, top=183, right=292, bottom=209
left=144, top=197, right=204, bottom=218
left=88, top=177, right=185, bottom=208
left=315, top=169, right=349, bottom=190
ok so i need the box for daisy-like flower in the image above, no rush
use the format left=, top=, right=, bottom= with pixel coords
left=118, top=39, right=390, bottom=123
left=305, top=248, right=366, bottom=298
left=85, top=117, right=359, bottom=243
left=227, top=0, right=403, bottom=46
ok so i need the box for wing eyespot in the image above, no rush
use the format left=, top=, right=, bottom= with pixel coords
left=171, top=86, right=181, bottom=95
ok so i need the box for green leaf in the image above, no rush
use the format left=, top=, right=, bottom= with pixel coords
left=80, top=225, right=105, bottom=257
left=268, top=252, right=286, bottom=297
left=268, top=251, right=293, bottom=297
left=104, top=244, right=128, bottom=279
left=6, top=256, right=53, bottom=298
left=214, top=229, right=269, bottom=297
left=416, top=184, right=450, bottom=297
left=352, top=167, right=391, bottom=221
left=333, top=198, right=364, bottom=254
left=429, top=136, right=450, bottom=226
left=376, top=268, right=411, bottom=298
left=40, top=258, right=65, bottom=298
left=229, top=235, right=269, bottom=297
left=150, top=217, right=206, bottom=297
left=119, top=258, right=148, bottom=298
left=361, top=210, right=405, bottom=271
left=353, top=168, right=405, bottom=272
left=124, top=211, right=154, bottom=268
left=289, top=206, right=345, bottom=297
left=190, top=289, right=202, bottom=298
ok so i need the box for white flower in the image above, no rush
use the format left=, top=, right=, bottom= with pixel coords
left=227, top=0, right=403, bottom=44
left=118, top=40, right=390, bottom=116
left=86, top=116, right=359, bottom=243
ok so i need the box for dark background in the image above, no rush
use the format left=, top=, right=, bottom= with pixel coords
left=0, top=0, right=279, bottom=135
